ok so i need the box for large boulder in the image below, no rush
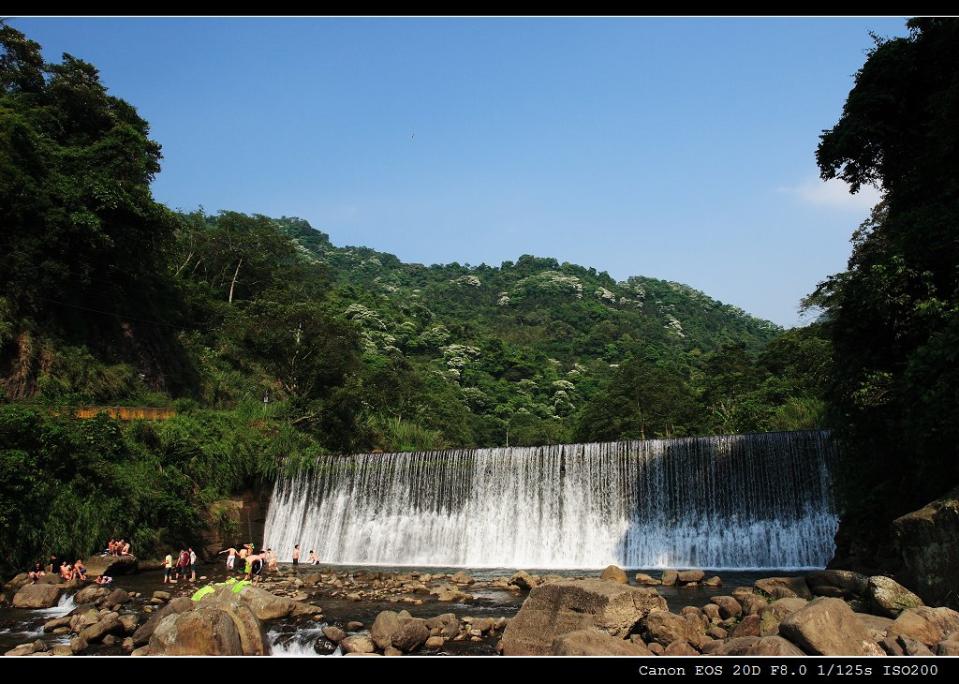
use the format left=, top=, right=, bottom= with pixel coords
left=499, top=579, right=667, bottom=655
left=233, top=585, right=296, bottom=620
left=79, top=612, right=122, bottom=643
left=677, top=569, right=705, bottom=584
left=12, top=583, right=62, bottom=608
left=149, top=608, right=244, bottom=656
left=509, top=570, right=540, bottom=590
left=805, top=569, right=868, bottom=599
left=710, top=596, right=742, bottom=620
left=392, top=619, right=430, bottom=653
left=885, top=606, right=959, bottom=647
left=551, top=628, right=652, bottom=656
left=715, top=635, right=805, bottom=656
left=83, top=554, right=138, bottom=577
left=778, top=597, right=884, bottom=655
left=891, top=486, right=959, bottom=607
left=425, top=613, right=459, bottom=639
left=600, top=565, right=628, bottom=584
left=661, top=570, right=678, bottom=586
left=866, top=576, right=924, bottom=618
left=643, top=610, right=706, bottom=648
left=371, top=610, right=404, bottom=650
left=75, top=585, right=111, bottom=605
left=755, top=577, right=812, bottom=600
left=758, top=598, right=808, bottom=636
left=132, top=596, right=195, bottom=646
left=341, top=634, right=376, bottom=654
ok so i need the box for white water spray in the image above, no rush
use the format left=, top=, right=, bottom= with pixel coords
left=263, top=431, right=838, bottom=569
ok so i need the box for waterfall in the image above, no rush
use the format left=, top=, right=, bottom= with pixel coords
left=263, top=430, right=838, bottom=569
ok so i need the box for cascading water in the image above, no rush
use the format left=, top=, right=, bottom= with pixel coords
left=263, top=430, right=838, bottom=569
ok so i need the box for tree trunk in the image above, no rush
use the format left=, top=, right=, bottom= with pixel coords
left=228, top=258, right=243, bottom=303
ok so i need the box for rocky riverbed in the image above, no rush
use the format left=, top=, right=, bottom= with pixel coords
left=1, top=562, right=956, bottom=656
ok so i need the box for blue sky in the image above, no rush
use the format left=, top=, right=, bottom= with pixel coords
left=14, top=17, right=908, bottom=326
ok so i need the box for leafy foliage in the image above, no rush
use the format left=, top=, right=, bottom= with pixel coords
left=810, top=18, right=959, bottom=566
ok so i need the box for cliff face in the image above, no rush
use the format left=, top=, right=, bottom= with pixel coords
left=893, top=488, right=959, bottom=609
left=201, top=489, right=270, bottom=560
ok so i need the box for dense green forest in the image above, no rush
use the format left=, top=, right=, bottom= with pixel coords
left=9, top=19, right=952, bottom=577
left=808, top=18, right=959, bottom=571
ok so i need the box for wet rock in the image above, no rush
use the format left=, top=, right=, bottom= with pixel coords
left=778, top=597, right=884, bottom=655
left=886, top=606, right=959, bottom=647
left=867, top=576, right=924, bottom=618
left=805, top=569, right=868, bottom=599
left=70, top=636, right=88, bottom=654
left=392, top=618, right=430, bottom=652
left=499, top=578, right=666, bottom=655
left=551, top=628, right=653, bottom=656
left=509, top=570, right=540, bottom=590
left=430, top=584, right=473, bottom=602
left=75, top=586, right=111, bottom=605
left=755, top=576, right=813, bottom=600
left=600, top=565, right=628, bottom=584
left=51, top=644, right=73, bottom=656
left=152, top=590, right=171, bottom=601
left=131, top=646, right=150, bottom=656
left=740, top=594, right=769, bottom=616
left=79, top=612, right=122, bottom=643
left=232, top=585, right=296, bottom=620
left=703, top=576, right=722, bottom=587
left=383, top=645, right=403, bottom=656
left=425, top=613, right=459, bottom=639
left=43, top=615, right=72, bottom=632
left=677, top=569, right=705, bottom=584
left=341, top=634, right=376, bottom=654
left=322, top=625, right=346, bottom=643
left=634, top=573, right=661, bottom=586
left=425, top=636, right=445, bottom=649
left=451, top=571, right=474, bottom=585
left=661, top=570, right=678, bottom=586
left=346, top=621, right=364, bottom=631
left=5, top=640, right=48, bottom=657
left=12, top=583, right=62, bottom=608
left=104, top=588, right=130, bottom=607
left=371, top=610, right=404, bottom=650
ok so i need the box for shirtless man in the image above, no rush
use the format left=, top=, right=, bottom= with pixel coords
left=28, top=561, right=45, bottom=583
left=267, top=548, right=278, bottom=572
left=292, top=544, right=300, bottom=570
left=72, top=559, right=87, bottom=581
left=120, top=540, right=131, bottom=556
left=59, top=562, right=72, bottom=581
left=218, top=547, right=238, bottom=571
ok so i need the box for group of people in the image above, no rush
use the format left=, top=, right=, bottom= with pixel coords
left=26, top=555, right=93, bottom=584
left=217, top=543, right=279, bottom=582
left=162, top=547, right=198, bottom=584
left=105, top=538, right=132, bottom=556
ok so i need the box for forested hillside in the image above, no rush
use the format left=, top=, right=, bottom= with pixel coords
left=0, top=23, right=830, bottom=571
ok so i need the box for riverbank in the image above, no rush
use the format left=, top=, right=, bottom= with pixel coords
left=2, top=562, right=957, bottom=656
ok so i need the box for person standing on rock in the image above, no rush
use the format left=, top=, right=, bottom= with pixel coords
left=218, top=547, right=237, bottom=571
left=189, top=547, right=197, bottom=582
left=292, top=544, right=300, bottom=571
left=163, top=552, right=174, bottom=584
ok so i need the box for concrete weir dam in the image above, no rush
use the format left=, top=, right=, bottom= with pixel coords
left=263, top=430, right=838, bottom=570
